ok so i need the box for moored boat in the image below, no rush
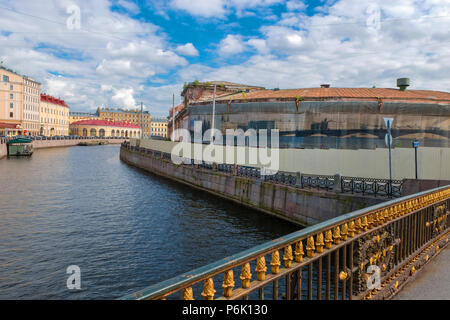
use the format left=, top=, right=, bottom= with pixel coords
left=7, top=137, right=34, bottom=156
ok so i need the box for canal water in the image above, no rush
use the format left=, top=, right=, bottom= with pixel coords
left=0, top=145, right=298, bottom=299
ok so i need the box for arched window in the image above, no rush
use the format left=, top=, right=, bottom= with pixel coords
left=99, top=129, right=105, bottom=137
left=83, top=128, right=88, bottom=137
left=125, top=130, right=128, bottom=137
left=111, top=129, right=115, bottom=137
left=121, top=130, right=124, bottom=137
left=90, top=128, right=97, bottom=137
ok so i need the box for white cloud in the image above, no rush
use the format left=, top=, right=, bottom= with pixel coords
left=112, top=88, right=137, bottom=109
left=116, top=0, right=141, bottom=14
left=171, top=0, right=226, bottom=18
left=175, top=43, right=199, bottom=56
left=286, top=0, right=307, bottom=11
left=218, top=34, right=246, bottom=55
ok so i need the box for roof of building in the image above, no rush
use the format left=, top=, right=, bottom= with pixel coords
left=0, top=65, right=41, bottom=84
left=41, top=94, right=69, bottom=108
left=70, top=120, right=140, bottom=128
left=98, top=108, right=150, bottom=114
left=195, top=87, right=450, bottom=105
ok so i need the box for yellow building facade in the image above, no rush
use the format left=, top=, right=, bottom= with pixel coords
left=97, top=108, right=151, bottom=137
left=151, top=118, right=168, bottom=138
left=70, top=119, right=141, bottom=138
left=0, top=64, right=41, bottom=135
left=39, top=94, right=70, bottom=136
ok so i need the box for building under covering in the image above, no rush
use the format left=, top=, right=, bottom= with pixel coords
left=40, top=94, right=70, bottom=136
left=170, top=79, right=450, bottom=150
left=69, top=119, right=141, bottom=138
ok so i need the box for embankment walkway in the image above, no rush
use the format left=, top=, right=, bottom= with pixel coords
left=394, top=245, right=450, bottom=300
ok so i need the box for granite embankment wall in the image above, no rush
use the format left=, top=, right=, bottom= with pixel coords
left=120, top=146, right=383, bottom=226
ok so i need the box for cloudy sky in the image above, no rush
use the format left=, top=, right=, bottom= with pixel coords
left=0, top=0, right=449, bottom=115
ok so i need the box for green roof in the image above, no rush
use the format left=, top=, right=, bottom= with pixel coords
left=7, top=137, right=33, bottom=144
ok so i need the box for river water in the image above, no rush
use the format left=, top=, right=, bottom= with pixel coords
left=0, top=145, right=298, bottom=299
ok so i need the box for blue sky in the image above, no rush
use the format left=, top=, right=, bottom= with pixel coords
left=0, top=0, right=449, bottom=115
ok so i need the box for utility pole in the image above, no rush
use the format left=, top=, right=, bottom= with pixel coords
left=172, top=93, right=175, bottom=141
left=140, top=102, right=143, bottom=139
left=211, top=84, right=216, bottom=143
left=413, top=139, right=419, bottom=179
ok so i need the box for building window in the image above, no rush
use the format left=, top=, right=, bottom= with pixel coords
left=10, top=112, right=13, bottom=118
left=10, top=84, right=13, bottom=90
left=10, top=93, right=13, bottom=99
left=10, top=102, right=13, bottom=108
left=3, top=75, right=9, bottom=82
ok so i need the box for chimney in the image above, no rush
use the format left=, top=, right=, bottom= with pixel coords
left=320, top=84, right=330, bottom=88
left=397, top=78, right=410, bottom=91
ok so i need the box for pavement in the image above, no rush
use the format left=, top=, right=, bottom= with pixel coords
left=394, top=245, right=450, bottom=300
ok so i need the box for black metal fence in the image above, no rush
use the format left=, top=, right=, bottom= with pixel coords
left=122, top=143, right=403, bottom=198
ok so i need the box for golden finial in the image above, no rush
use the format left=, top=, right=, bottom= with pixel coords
left=361, top=216, right=368, bottom=231
left=325, top=229, right=333, bottom=249
left=316, top=233, right=324, bottom=253
left=341, top=223, right=348, bottom=241
left=355, top=218, right=362, bottom=234
left=382, top=264, right=387, bottom=271
left=283, top=245, right=293, bottom=268
left=222, top=270, right=235, bottom=297
left=348, top=221, right=355, bottom=237
left=271, top=250, right=281, bottom=274
left=339, top=271, right=348, bottom=281
left=306, top=236, right=315, bottom=258
left=255, top=256, right=267, bottom=281
left=201, top=278, right=216, bottom=300
left=376, top=234, right=381, bottom=243
left=410, top=266, right=415, bottom=276
left=333, top=226, right=341, bottom=245
left=394, top=281, right=399, bottom=289
left=294, top=241, right=304, bottom=262
left=372, top=212, right=378, bottom=227
left=182, top=287, right=194, bottom=300
left=240, top=263, right=252, bottom=289
left=436, top=245, right=440, bottom=252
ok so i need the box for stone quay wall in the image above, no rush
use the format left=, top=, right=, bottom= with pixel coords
left=120, top=145, right=383, bottom=226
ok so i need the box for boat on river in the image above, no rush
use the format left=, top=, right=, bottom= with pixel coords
left=7, top=137, right=34, bottom=156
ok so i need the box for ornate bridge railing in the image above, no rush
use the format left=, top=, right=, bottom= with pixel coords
left=120, top=183, right=450, bottom=300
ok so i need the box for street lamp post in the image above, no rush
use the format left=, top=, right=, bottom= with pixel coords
left=211, top=84, right=216, bottom=144
left=413, top=139, right=419, bottom=179
left=384, top=117, right=394, bottom=195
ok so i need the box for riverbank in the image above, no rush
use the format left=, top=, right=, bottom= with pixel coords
left=120, top=144, right=382, bottom=226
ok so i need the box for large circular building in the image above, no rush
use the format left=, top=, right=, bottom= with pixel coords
left=69, top=119, right=141, bottom=138
left=171, top=80, right=450, bottom=149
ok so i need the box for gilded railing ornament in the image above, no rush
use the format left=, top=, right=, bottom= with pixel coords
left=255, top=256, right=267, bottom=281
left=341, top=223, right=348, bottom=241
left=355, top=218, right=362, bottom=234
left=283, top=245, right=293, bottom=268
left=182, top=287, right=194, bottom=300
left=316, top=233, right=324, bottom=253
left=223, top=270, right=235, bottom=297
left=270, top=250, right=281, bottom=274
left=348, top=221, right=356, bottom=237
left=294, top=241, right=304, bottom=262
left=339, top=271, right=349, bottom=281
left=325, top=230, right=333, bottom=249
left=361, top=216, right=368, bottom=231
left=240, top=263, right=252, bottom=288
left=201, top=278, right=216, bottom=300
left=334, top=226, right=341, bottom=245
left=306, top=236, right=315, bottom=258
